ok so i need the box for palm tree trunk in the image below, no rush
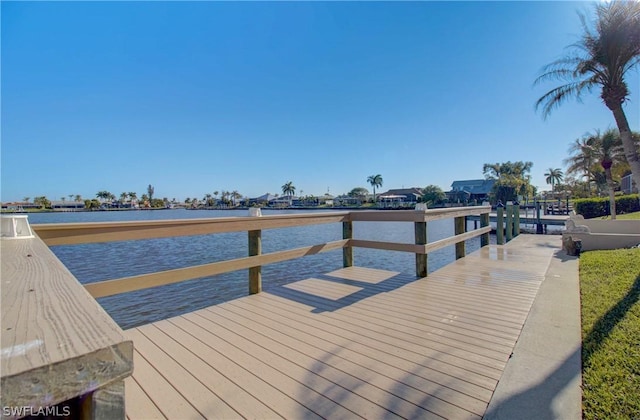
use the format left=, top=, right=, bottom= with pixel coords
left=605, top=168, right=617, bottom=220
left=611, top=107, right=640, bottom=201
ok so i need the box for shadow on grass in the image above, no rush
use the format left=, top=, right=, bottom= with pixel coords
left=485, top=258, right=640, bottom=419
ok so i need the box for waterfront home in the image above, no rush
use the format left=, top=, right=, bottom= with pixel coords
left=621, top=173, right=637, bottom=195
left=50, top=200, right=85, bottom=210
left=378, top=188, right=423, bottom=208
left=1, top=201, right=41, bottom=211
left=446, top=179, right=495, bottom=204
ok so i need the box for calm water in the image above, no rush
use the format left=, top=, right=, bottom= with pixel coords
left=28, top=209, right=490, bottom=329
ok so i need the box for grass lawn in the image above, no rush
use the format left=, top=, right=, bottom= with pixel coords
left=600, top=211, right=640, bottom=220
left=580, top=248, right=640, bottom=419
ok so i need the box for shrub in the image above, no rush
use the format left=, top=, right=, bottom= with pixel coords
left=616, top=194, right=640, bottom=214
left=574, top=194, right=639, bottom=218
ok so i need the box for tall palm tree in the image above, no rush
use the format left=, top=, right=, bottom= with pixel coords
left=544, top=168, right=564, bottom=192
left=367, top=174, right=383, bottom=202
left=281, top=182, right=296, bottom=197
left=588, top=129, right=625, bottom=219
left=535, top=0, right=640, bottom=203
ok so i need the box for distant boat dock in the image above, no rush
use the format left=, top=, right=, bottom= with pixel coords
left=466, top=212, right=569, bottom=227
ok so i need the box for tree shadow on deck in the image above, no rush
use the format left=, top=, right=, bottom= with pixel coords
left=485, top=273, right=640, bottom=419
left=265, top=270, right=421, bottom=313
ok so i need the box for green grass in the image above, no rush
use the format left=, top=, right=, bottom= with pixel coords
left=580, top=248, right=640, bottom=419
left=599, top=211, right=640, bottom=220
left=615, top=211, right=640, bottom=220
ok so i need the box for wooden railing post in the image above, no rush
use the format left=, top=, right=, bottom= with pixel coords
left=480, top=212, right=490, bottom=247
left=496, top=206, right=504, bottom=245
left=514, top=203, right=521, bottom=236
left=248, top=229, right=262, bottom=294
left=506, top=204, right=514, bottom=242
left=454, top=216, right=465, bottom=259
left=343, top=221, right=353, bottom=267
left=415, top=221, right=427, bottom=277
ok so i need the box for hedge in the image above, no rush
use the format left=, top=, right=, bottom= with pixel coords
left=574, top=194, right=640, bottom=219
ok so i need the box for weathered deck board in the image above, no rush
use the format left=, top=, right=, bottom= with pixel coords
left=1, top=235, right=132, bottom=414
left=126, top=234, right=559, bottom=419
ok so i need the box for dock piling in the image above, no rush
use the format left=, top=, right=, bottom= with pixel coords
left=496, top=206, right=505, bottom=245
left=415, top=221, right=427, bottom=277
left=248, top=229, right=262, bottom=294
left=454, top=216, right=465, bottom=259
left=342, top=221, right=353, bottom=267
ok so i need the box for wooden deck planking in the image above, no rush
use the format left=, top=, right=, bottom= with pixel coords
left=249, top=290, right=508, bottom=381
left=126, top=235, right=559, bottom=419
left=214, top=297, right=494, bottom=411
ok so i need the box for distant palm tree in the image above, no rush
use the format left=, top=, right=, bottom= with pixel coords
left=589, top=129, right=625, bottom=219
left=96, top=191, right=111, bottom=203
left=535, top=0, right=640, bottom=204
left=564, top=137, right=597, bottom=185
left=231, top=190, right=241, bottom=206
left=367, top=174, right=383, bottom=202
left=128, top=192, right=137, bottom=206
left=544, top=168, right=564, bottom=192
left=74, top=194, right=82, bottom=202
left=282, top=182, right=296, bottom=197
left=23, top=197, right=30, bottom=203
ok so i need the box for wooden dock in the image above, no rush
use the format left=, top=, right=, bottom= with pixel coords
left=466, top=213, right=569, bottom=226
left=124, top=234, right=559, bottom=419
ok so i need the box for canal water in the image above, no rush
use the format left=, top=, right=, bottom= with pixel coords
left=28, top=209, right=493, bottom=329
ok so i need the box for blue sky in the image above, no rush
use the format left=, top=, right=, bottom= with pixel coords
left=2, top=1, right=638, bottom=202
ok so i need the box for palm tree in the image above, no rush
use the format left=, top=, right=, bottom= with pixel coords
left=128, top=192, right=137, bottom=206
left=589, top=129, right=626, bottom=218
left=564, top=137, right=597, bottom=184
left=231, top=190, right=241, bottom=206
left=281, top=182, right=296, bottom=197
left=96, top=190, right=111, bottom=203
left=544, top=168, right=564, bottom=192
left=535, top=0, right=640, bottom=204
left=367, top=174, right=383, bottom=202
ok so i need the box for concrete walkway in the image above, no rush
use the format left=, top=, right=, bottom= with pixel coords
left=485, top=236, right=582, bottom=420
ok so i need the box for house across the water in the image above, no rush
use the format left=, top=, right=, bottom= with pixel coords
left=377, top=188, right=424, bottom=208
left=446, top=179, right=495, bottom=204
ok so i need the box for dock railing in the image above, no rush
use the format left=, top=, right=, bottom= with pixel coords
left=3, top=206, right=490, bottom=418
left=32, top=206, right=491, bottom=299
